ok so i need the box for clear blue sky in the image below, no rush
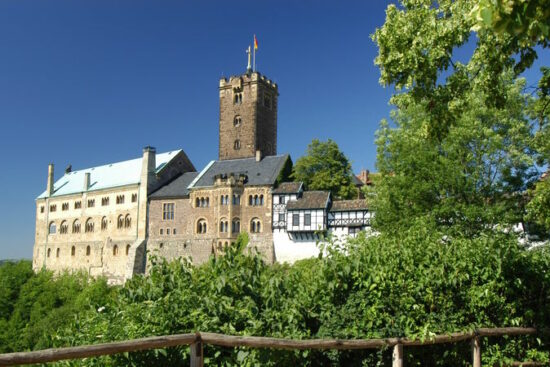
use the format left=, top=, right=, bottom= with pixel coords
left=0, top=1, right=545, bottom=259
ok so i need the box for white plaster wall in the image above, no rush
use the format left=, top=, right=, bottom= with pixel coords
left=273, top=230, right=319, bottom=264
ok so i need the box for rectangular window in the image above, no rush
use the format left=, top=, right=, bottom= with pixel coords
left=74, top=201, right=82, bottom=209
left=40, top=206, right=44, bottom=213
left=62, top=203, right=69, bottom=211
left=131, top=193, right=137, bottom=203
left=160, top=228, right=163, bottom=235
left=88, top=199, right=95, bottom=208
left=116, top=195, right=125, bottom=204
left=304, top=213, right=311, bottom=226
left=280, top=196, right=286, bottom=204
left=292, top=213, right=299, bottom=227
left=166, top=228, right=170, bottom=235
left=102, top=197, right=109, bottom=206
left=173, top=228, right=177, bottom=235
left=50, top=204, right=57, bottom=212
left=278, top=213, right=285, bottom=223
left=163, top=203, right=175, bottom=220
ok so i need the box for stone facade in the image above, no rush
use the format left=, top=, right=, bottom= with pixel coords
left=219, top=72, right=278, bottom=161
left=33, top=148, right=195, bottom=283
left=147, top=174, right=276, bottom=267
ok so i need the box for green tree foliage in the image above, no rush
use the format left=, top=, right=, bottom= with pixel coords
left=0, top=261, right=114, bottom=353
left=370, top=0, right=547, bottom=233
left=292, top=139, right=358, bottom=200
left=374, top=72, right=535, bottom=233
left=527, top=177, right=550, bottom=233
left=471, top=0, right=550, bottom=49
left=45, top=228, right=550, bottom=366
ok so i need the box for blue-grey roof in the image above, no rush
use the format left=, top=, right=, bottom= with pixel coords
left=37, top=150, right=183, bottom=199
left=150, top=172, right=199, bottom=199
left=189, top=154, right=290, bottom=188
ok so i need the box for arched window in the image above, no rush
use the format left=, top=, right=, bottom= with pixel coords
left=85, top=218, right=94, bottom=233
left=86, top=246, right=91, bottom=256
left=206, top=197, right=210, bottom=207
left=200, top=198, right=205, bottom=207
left=248, top=195, right=253, bottom=206
left=126, top=244, right=130, bottom=256
left=259, top=195, right=264, bottom=206
left=254, top=195, right=259, bottom=206
left=219, top=219, right=228, bottom=233
left=251, top=218, right=262, bottom=233
left=60, top=221, right=68, bottom=234
left=197, top=219, right=207, bottom=234
left=47, top=248, right=51, bottom=258
left=72, top=220, right=80, bottom=233
left=195, top=198, right=200, bottom=207
left=232, top=194, right=240, bottom=205
left=117, top=215, right=124, bottom=229
left=233, top=116, right=242, bottom=127
left=234, top=140, right=241, bottom=150
left=71, top=246, right=75, bottom=256
left=49, top=222, right=56, bottom=234
left=56, top=248, right=60, bottom=258
left=125, top=214, right=131, bottom=228
left=232, top=218, right=240, bottom=234
left=101, top=217, right=108, bottom=230
left=113, top=245, right=118, bottom=256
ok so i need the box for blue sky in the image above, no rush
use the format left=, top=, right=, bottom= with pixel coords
left=0, top=1, right=546, bottom=259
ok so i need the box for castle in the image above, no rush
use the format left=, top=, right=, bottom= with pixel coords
left=33, top=67, right=372, bottom=283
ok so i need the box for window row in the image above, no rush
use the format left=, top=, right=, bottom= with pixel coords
left=196, top=218, right=263, bottom=235
left=159, top=228, right=177, bottom=236
left=248, top=194, right=265, bottom=206
left=292, top=213, right=312, bottom=226
left=49, top=214, right=132, bottom=234
left=195, top=197, right=210, bottom=208
left=220, top=194, right=241, bottom=206
left=41, top=194, right=138, bottom=214
left=46, top=244, right=130, bottom=258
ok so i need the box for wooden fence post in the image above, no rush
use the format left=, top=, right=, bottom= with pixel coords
left=392, top=343, right=403, bottom=367
left=190, top=341, right=203, bottom=367
left=472, top=336, right=481, bottom=367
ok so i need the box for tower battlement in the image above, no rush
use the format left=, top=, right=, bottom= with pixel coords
left=219, top=72, right=278, bottom=90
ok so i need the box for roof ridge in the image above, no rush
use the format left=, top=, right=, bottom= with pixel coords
left=62, top=149, right=183, bottom=175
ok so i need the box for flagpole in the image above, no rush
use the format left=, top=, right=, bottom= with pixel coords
left=253, top=35, right=256, bottom=72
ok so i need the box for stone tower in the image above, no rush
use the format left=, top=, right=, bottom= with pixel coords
left=219, top=72, right=278, bottom=161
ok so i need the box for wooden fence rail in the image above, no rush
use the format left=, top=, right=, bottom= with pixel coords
left=0, top=327, right=547, bottom=366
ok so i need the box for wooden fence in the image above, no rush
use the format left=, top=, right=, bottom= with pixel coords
left=0, top=327, right=547, bottom=366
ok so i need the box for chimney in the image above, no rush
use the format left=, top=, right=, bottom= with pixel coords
left=141, top=146, right=157, bottom=193
left=47, top=164, right=54, bottom=196
left=358, top=169, right=370, bottom=185
left=255, top=150, right=262, bottom=162
left=84, top=172, right=91, bottom=191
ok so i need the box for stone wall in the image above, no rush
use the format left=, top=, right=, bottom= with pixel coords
left=219, top=72, right=278, bottom=160
left=146, top=182, right=275, bottom=268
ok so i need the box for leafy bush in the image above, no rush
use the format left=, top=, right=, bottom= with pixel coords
left=47, top=226, right=550, bottom=366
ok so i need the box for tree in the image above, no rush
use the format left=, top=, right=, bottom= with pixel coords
left=370, top=0, right=545, bottom=233
left=292, top=139, right=358, bottom=200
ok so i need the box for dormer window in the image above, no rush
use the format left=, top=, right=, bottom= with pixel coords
left=233, top=116, right=242, bottom=127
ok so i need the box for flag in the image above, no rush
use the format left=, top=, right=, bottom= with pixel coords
left=254, top=35, right=258, bottom=51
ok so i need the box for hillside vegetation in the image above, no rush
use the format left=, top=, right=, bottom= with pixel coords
left=1, top=226, right=549, bottom=366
